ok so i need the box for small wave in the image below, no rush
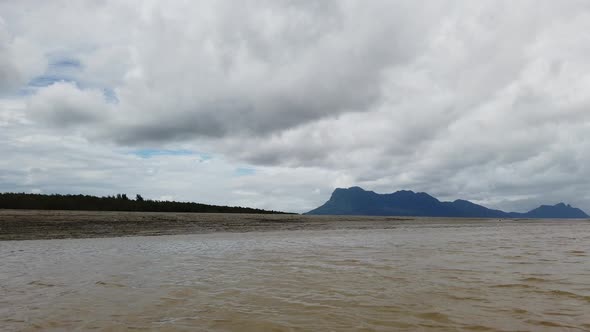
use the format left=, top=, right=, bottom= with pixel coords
left=544, top=289, right=590, bottom=302
left=461, top=324, right=496, bottom=331
left=490, top=283, right=535, bottom=289
left=567, top=250, right=587, bottom=256
left=416, top=312, right=454, bottom=324
left=28, top=280, right=56, bottom=287
left=327, top=259, right=362, bottom=266
left=520, top=277, right=551, bottom=283
left=525, top=320, right=576, bottom=328
left=95, top=281, right=125, bottom=288
left=511, top=308, right=529, bottom=314
left=446, top=294, right=486, bottom=301
left=543, top=311, right=579, bottom=317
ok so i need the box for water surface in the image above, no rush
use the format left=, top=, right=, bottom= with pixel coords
left=1, top=219, right=589, bottom=331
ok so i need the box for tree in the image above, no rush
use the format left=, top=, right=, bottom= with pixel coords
left=136, top=194, right=144, bottom=202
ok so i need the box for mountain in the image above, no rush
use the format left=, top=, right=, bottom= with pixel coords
left=519, top=203, right=588, bottom=219
left=306, top=187, right=589, bottom=219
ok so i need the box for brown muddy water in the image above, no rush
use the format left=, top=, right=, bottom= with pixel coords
left=1, top=216, right=590, bottom=331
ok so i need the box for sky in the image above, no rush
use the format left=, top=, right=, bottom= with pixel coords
left=1, top=1, right=590, bottom=213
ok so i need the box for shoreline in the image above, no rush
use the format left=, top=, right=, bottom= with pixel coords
left=1, top=209, right=584, bottom=241
left=0, top=209, right=414, bottom=241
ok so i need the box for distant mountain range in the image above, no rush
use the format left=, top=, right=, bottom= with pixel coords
left=306, top=187, right=589, bottom=219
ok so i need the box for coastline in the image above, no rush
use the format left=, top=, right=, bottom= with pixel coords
left=2, top=209, right=584, bottom=241
left=0, top=209, right=408, bottom=241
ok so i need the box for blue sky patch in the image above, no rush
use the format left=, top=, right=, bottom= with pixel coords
left=50, top=58, right=82, bottom=69
left=28, top=75, right=77, bottom=88
left=103, top=88, right=119, bottom=103
left=132, top=149, right=197, bottom=158
left=235, top=167, right=256, bottom=176
left=25, top=55, right=83, bottom=90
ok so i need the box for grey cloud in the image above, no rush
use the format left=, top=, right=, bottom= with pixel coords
left=13, top=1, right=444, bottom=142
left=0, top=106, right=340, bottom=212
left=0, top=18, right=45, bottom=95
left=2, top=1, right=590, bottom=213
left=27, top=82, right=108, bottom=128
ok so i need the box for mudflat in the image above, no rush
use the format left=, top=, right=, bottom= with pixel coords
left=0, top=209, right=420, bottom=241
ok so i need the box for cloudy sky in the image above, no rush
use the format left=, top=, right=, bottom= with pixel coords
left=1, top=1, right=589, bottom=213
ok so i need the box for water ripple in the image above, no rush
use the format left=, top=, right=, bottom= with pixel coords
left=1, top=218, right=589, bottom=331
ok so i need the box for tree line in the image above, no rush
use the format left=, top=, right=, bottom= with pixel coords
left=0, top=192, right=288, bottom=214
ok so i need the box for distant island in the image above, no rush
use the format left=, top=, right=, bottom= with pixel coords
left=0, top=193, right=288, bottom=214
left=306, top=187, right=589, bottom=219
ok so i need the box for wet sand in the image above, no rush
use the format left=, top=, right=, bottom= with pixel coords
left=0, top=209, right=417, bottom=241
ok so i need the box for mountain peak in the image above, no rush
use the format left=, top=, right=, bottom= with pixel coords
left=524, top=202, right=588, bottom=219
left=395, top=189, right=415, bottom=194
left=345, top=186, right=367, bottom=192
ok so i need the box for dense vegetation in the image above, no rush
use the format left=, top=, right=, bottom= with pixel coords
left=0, top=193, right=288, bottom=214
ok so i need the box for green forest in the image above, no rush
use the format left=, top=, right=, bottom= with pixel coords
left=0, top=193, right=287, bottom=214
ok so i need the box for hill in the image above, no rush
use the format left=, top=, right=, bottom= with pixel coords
left=306, top=187, right=589, bottom=218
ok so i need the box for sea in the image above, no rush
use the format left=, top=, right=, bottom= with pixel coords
left=1, top=218, right=589, bottom=331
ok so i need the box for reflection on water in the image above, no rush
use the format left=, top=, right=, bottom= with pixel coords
left=1, top=219, right=590, bottom=331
